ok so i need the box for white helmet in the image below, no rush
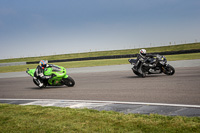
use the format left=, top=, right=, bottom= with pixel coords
left=139, top=49, right=146, bottom=58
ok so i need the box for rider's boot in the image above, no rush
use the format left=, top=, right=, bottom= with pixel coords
left=37, top=79, right=44, bottom=88
left=34, top=77, right=44, bottom=88
left=39, top=83, right=43, bottom=88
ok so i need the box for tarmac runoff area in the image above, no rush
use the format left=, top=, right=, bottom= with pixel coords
left=1, top=99, right=200, bottom=117
left=0, top=59, right=200, bottom=117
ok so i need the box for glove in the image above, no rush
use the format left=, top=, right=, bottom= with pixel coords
left=143, top=63, right=149, bottom=66
left=149, top=64, right=156, bottom=67
left=45, top=76, right=52, bottom=79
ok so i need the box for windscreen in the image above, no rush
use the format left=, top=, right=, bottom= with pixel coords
left=52, top=65, right=62, bottom=72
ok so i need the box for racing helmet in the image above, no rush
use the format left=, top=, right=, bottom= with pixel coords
left=139, top=49, right=146, bottom=57
left=39, top=60, right=48, bottom=69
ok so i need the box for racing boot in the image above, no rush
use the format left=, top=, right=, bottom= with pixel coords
left=39, top=82, right=44, bottom=88
left=34, top=77, right=44, bottom=88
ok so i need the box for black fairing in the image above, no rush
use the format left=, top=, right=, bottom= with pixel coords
left=129, top=54, right=168, bottom=76
left=146, top=57, right=156, bottom=64
left=128, top=59, right=137, bottom=64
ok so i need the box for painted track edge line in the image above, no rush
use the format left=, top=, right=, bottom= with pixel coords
left=0, top=99, right=200, bottom=108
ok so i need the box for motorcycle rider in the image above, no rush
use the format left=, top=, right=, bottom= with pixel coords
left=132, top=49, right=156, bottom=71
left=34, top=60, right=52, bottom=87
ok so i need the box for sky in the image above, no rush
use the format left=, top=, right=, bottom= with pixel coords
left=0, top=0, right=200, bottom=59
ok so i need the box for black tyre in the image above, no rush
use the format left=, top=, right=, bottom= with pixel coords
left=164, top=65, right=175, bottom=75
left=63, top=76, right=75, bottom=87
left=133, top=70, right=140, bottom=76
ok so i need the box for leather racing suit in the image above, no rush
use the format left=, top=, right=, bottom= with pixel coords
left=133, top=54, right=157, bottom=73
left=34, top=65, right=52, bottom=87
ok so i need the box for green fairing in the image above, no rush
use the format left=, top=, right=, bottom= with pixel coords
left=27, top=68, right=36, bottom=77
left=64, top=74, right=69, bottom=78
left=27, top=65, right=69, bottom=86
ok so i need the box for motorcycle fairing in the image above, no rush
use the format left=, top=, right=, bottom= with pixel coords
left=26, top=68, right=36, bottom=77
left=27, top=65, right=69, bottom=86
left=128, top=59, right=137, bottom=64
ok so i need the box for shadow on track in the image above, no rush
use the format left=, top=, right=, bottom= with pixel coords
left=27, top=86, right=68, bottom=90
left=125, top=74, right=167, bottom=79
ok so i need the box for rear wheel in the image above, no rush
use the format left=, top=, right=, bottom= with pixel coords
left=163, top=65, right=175, bottom=75
left=63, top=76, right=75, bottom=87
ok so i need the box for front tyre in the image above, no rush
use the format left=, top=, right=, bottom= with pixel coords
left=63, top=76, right=75, bottom=87
left=132, top=69, right=140, bottom=76
left=163, top=65, right=175, bottom=75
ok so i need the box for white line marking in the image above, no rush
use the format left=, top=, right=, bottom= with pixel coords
left=1, top=99, right=200, bottom=108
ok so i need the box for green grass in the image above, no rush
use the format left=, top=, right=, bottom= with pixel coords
left=0, top=103, right=199, bottom=132
left=0, top=43, right=200, bottom=63
left=0, top=53, right=200, bottom=73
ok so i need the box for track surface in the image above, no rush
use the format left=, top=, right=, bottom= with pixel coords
left=1, top=66, right=200, bottom=105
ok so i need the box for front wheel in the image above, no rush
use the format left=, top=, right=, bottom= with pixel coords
left=132, top=69, right=140, bottom=76
left=63, top=76, right=75, bottom=87
left=163, top=65, right=175, bottom=75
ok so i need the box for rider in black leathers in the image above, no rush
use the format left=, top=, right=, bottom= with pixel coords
left=33, top=60, right=53, bottom=87
left=133, top=49, right=157, bottom=72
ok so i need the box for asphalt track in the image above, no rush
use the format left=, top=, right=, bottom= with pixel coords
left=0, top=59, right=200, bottom=116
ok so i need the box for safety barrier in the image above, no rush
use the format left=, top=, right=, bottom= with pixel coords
left=0, top=62, right=26, bottom=67
left=26, top=49, right=200, bottom=64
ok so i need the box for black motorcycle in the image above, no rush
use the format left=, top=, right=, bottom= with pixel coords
left=128, top=54, right=175, bottom=77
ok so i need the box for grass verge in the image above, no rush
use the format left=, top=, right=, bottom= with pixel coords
left=0, top=53, right=200, bottom=73
left=0, top=43, right=200, bottom=63
left=0, top=103, right=199, bottom=132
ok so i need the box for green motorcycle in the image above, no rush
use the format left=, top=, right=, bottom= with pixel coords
left=26, top=65, right=75, bottom=88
